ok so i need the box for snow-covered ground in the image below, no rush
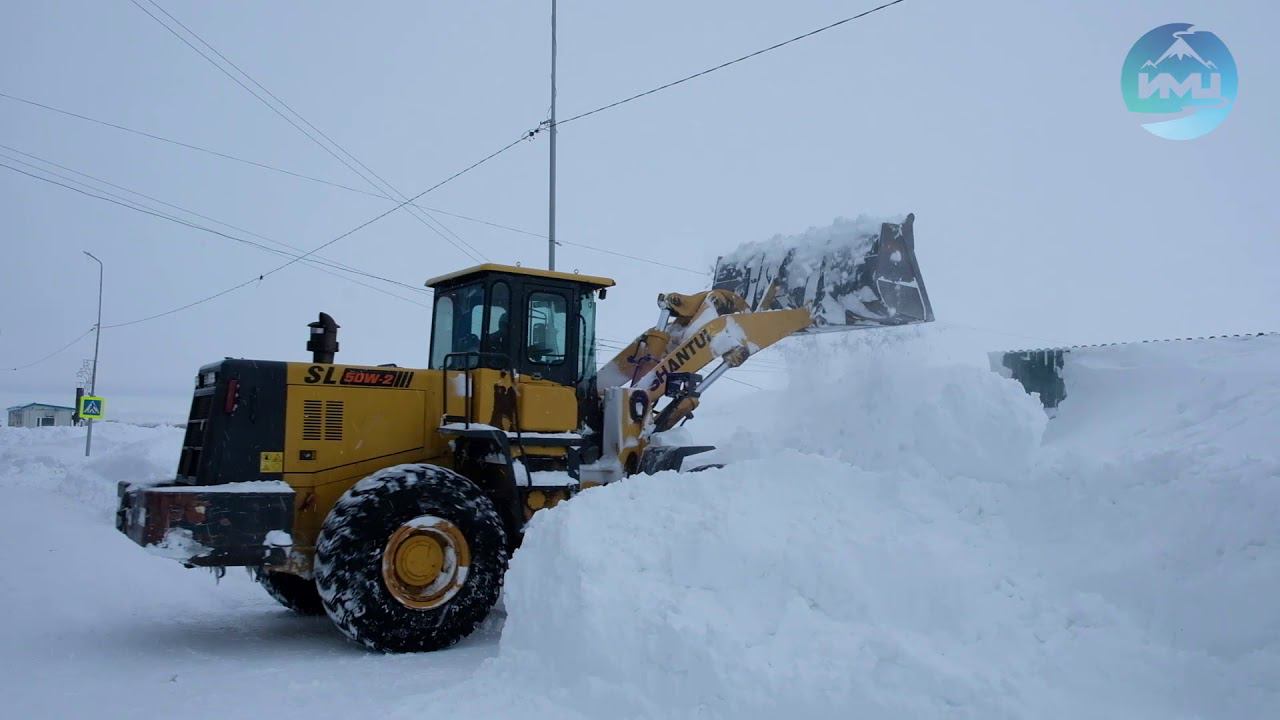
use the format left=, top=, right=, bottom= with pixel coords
left=0, top=423, right=499, bottom=719
left=1, top=333, right=1276, bottom=718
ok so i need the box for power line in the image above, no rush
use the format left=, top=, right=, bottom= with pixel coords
left=105, top=277, right=266, bottom=329
left=101, top=131, right=531, bottom=329
left=0, top=90, right=532, bottom=233
left=0, top=89, right=581, bottom=266
left=415, top=209, right=714, bottom=279
left=12, top=137, right=711, bottom=316
left=148, top=0, right=486, bottom=263
left=723, top=375, right=764, bottom=390
left=8, top=2, right=913, bottom=335
left=131, top=0, right=484, bottom=264
left=0, top=143, right=431, bottom=301
left=556, top=0, right=909, bottom=127
left=0, top=90, right=374, bottom=197
left=140, top=0, right=488, bottom=264
left=1, top=327, right=96, bottom=372
left=542, top=1, right=912, bottom=277
left=1, top=90, right=712, bottom=277
left=560, top=240, right=708, bottom=276
left=129, top=0, right=487, bottom=263
left=0, top=154, right=431, bottom=309
left=0, top=164, right=288, bottom=328
left=255, top=133, right=532, bottom=279
left=0, top=158, right=256, bottom=245
left=3, top=110, right=530, bottom=330
left=127, top=1, right=349, bottom=176
left=3, top=148, right=768, bottom=353
left=418, top=206, right=545, bottom=238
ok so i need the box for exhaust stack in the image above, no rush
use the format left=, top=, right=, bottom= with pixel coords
left=307, top=312, right=340, bottom=363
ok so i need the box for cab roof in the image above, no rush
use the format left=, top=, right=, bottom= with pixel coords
left=425, top=263, right=615, bottom=290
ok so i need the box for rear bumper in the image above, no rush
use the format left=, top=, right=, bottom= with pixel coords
left=116, top=480, right=295, bottom=567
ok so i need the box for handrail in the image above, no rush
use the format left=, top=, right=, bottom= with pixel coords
left=441, top=351, right=526, bottom=460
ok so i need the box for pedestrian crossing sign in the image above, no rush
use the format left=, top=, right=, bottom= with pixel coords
left=79, top=395, right=105, bottom=420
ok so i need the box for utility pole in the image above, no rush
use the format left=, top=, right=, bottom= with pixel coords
left=83, top=251, right=103, bottom=457
left=548, top=0, right=557, bottom=271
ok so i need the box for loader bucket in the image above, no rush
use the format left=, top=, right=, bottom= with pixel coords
left=712, top=213, right=933, bottom=333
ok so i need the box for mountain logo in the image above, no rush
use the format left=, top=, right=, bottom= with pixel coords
left=1121, top=23, right=1237, bottom=140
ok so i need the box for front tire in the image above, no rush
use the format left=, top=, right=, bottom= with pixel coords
left=314, top=464, right=508, bottom=652
left=251, top=568, right=324, bottom=615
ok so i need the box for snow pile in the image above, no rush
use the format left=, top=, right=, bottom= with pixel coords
left=0, top=422, right=181, bottom=517
left=1012, top=336, right=1280, bottom=713
left=717, top=332, right=1047, bottom=480
left=408, top=333, right=1278, bottom=719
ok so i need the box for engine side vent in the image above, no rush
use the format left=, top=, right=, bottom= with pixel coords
left=323, top=400, right=344, bottom=441
left=302, top=400, right=323, bottom=441
left=302, top=399, right=344, bottom=441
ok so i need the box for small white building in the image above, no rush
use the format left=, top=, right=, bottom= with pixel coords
left=6, top=403, right=77, bottom=428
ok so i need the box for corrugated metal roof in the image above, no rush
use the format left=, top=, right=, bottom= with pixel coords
left=5, top=403, right=77, bottom=412
left=998, top=332, right=1276, bottom=355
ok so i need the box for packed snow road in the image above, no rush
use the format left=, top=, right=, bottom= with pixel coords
left=1, top=333, right=1276, bottom=719
left=0, top=425, right=497, bottom=719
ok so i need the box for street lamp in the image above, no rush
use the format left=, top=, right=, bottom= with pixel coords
left=84, top=251, right=102, bottom=457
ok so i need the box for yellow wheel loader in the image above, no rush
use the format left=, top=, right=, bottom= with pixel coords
left=116, top=214, right=933, bottom=652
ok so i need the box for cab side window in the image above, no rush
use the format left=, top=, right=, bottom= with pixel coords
left=578, top=291, right=597, bottom=382
left=526, top=292, right=567, bottom=365
left=483, top=282, right=511, bottom=364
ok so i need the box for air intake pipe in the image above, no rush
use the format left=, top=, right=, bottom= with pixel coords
left=307, top=312, right=340, bottom=364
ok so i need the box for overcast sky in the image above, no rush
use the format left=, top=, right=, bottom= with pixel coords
left=2, top=0, right=1276, bottom=420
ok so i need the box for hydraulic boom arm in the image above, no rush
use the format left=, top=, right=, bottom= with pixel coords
left=599, top=289, right=810, bottom=432
left=582, top=214, right=933, bottom=482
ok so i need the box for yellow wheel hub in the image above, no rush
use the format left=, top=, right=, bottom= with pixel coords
left=381, top=515, right=470, bottom=610
left=394, top=536, right=444, bottom=585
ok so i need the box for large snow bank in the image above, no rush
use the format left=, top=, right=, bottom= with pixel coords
left=5, top=335, right=1274, bottom=719
left=408, top=333, right=1278, bottom=719
left=0, top=422, right=181, bottom=518
left=1016, top=336, right=1280, bottom=707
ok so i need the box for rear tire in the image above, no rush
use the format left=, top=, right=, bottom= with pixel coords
left=251, top=568, right=324, bottom=615
left=314, top=464, right=508, bottom=653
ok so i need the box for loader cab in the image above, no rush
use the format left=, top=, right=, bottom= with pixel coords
left=425, top=264, right=614, bottom=388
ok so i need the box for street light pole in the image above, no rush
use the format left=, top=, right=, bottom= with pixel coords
left=548, top=0, right=557, bottom=271
left=83, top=251, right=102, bottom=457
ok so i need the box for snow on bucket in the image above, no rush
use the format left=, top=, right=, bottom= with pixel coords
left=712, top=213, right=933, bottom=333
